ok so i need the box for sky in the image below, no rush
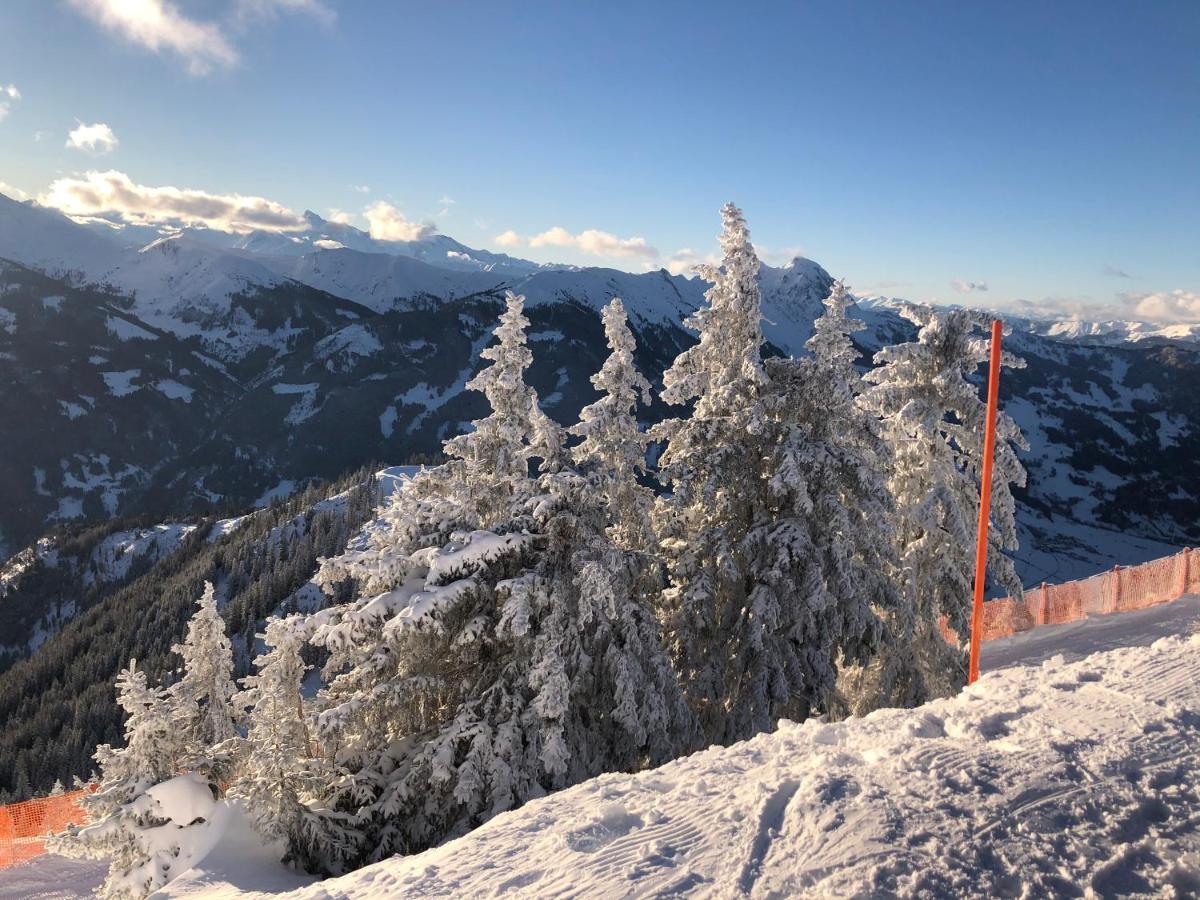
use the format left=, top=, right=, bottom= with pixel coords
left=0, top=0, right=1197, bottom=322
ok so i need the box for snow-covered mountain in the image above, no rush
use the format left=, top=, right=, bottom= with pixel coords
left=0, top=190, right=1196, bottom=581
left=79, top=208, right=556, bottom=277
left=1017, top=317, right=1200, bottom=346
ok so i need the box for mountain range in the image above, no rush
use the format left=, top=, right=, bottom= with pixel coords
left=0, top=190, right=1196, bottom=582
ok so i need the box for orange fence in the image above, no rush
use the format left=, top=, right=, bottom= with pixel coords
left=953, top=546, right=1197, bottom=643
left=0, top=787, right=92, bottom=868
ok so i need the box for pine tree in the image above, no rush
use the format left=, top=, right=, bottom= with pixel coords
left=569, top=297, right=656, bottom=551
left=306, top=296, right=687, bottom=862
left=855, top=304, right=1028, bottom=705
left=652, top=204, right=880, bottom=745
left=47, top=660, right=192, bottom=900
left=440, top=290, right=565, bottom=528
left=169, top=582, right=239, bottom=757
left=764, top=280, right=897, bottom=715
left=230, top=616, right=354, bottom=872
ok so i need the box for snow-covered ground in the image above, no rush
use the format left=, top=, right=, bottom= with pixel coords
left=5, top=596, right=1199, bottom=899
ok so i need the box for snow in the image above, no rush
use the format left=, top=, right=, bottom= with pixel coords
left=255, top=479, right=298, bottom=506
left=377, top=404, right=397, bottom=438
left=375, top=465, right=422, bottom=499
left=271, top=384, right=320, bottom=425
left=84, top=523, right=197, bottom=587
left=43, top=595, right=1196, bottom=899
left=7, top=599, right=1200, bottom=898
left=102, top=369, right=142, bottom=397
left=154, top=380, right=195, bottom=402
left=145, top=775, right=217, bottom=827
left=58, top=400, right=87, bottom=420
left=106, top=315, right=159, bottom=341
left=0, top=855, right=107, bottom=898
left=314, top=324, right=382, bottom=368
left=0, top=800, right=313, bottom=900
left=208, top=515, right=252, bottom=542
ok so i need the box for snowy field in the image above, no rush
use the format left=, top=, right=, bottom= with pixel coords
left=4, top=595, right=1199, bottom=899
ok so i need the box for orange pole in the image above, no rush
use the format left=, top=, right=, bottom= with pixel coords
left=968, top=319, right=1003, bottom=684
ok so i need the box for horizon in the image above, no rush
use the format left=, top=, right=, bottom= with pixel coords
left=1, top=0, right=1197, bottom=323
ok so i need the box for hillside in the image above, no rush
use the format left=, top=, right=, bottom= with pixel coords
left=0, top=470, right=380, bottom=801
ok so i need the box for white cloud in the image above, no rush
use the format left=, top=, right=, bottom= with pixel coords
left=232, top=0, right=335, bottom=27
left=439, top=195, right=456, bottom=206
left=664, top=248, right=720, bottom=277
left=68, top=0, right=238, bottom=75
left=0, top=181, right=30, bottom=201
left=69, top=0, right=332, bottom=75
left=0, top=83, right=20, bottom=123
left=313, top=238, right=344, bottom=250
left=527, top=226, right=658, bottom=259
left=327, top=208, right=356, bottom=225
left=363, top=201, right=436, bottom=242
left=1126, top=289, right=1200, bottom=323
left=66, top=122, right=119, bottom=154
left=39, top=169, right=308, bottom=234
left=494, top=229, right=522, bottom=248
left=951, top=279, right=989, bottom=293
left=1007, top=289, right=1200, bottom=325
left=33, top=130, right=51, bottom=142
left=350, top=184, right=370, bottom=194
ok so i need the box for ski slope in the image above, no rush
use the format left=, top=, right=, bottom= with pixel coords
left=4, top=596, right=1199, bottom=899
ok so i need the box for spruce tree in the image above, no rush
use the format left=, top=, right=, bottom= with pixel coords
left=764, top=280, right=896, bottom=715
left=855, top=304, right=1027, bottom=705
left=47, top=661, right=191, bottom=900
left=569, top=297, right=656, bottom=551
left=653, top=204, right=880, bottom=745
left=231, top=616, right=354, bottom=872
left=440, top=290, right=565, bottom=528
left=169, top=582, right=239, bottom=755
left=307, top=296, right=686, bottom=862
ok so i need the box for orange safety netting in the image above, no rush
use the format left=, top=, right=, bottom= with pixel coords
left=945, top=546, right=1197, bottom=644
left=0, top=787, right=93, bottom=868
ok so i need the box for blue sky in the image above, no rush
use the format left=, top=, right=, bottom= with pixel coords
left=1, top=0, right=1197, bottom=320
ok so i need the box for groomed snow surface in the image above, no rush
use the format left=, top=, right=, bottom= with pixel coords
left=6, top=596, right=1200, bottom=899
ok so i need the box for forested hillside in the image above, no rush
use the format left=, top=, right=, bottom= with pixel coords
left=0, top=469, right=378, bottom=801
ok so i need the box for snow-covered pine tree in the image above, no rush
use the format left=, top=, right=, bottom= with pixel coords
left=568, top=297, right=656, bottom=551
left=306, top=294, right=686, bottom=862
left=854, top=304, right=1028, bottom=706
left=440, top=289, right=565, bottom=527
left=652, top=204, right=881, bottom=745
left=231, top=616, right=354, bottom=872
left=169, top=582, right=239, bottom=765
left=312, top=289, right=559, bottom=618
left=47, top=660, right=191, bottom=900
left=763, top=279, right=897, bottom=714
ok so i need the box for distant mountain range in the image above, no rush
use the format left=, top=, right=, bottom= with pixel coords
left=0, top=190, right=1196, bottom=588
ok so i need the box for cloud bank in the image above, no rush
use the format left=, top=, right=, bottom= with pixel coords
left=496, top=226, right=658, bottom=261
left=39, top=169, right=308, bottom=234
